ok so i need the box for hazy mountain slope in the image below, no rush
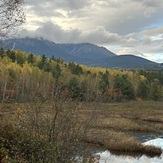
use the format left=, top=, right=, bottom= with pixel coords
left=57, top=43, right=116, bottom=58
left=105, top=55, right=159, bottom=69
left=57, top=43, right=116, bottom=66
left=0, top=37, right=160, bottom=69
left=1, top=37, right=117, bottom=66
left=1, top=37, right=75, bottom=62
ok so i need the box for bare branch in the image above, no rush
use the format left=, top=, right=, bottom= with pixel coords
left=0, top=0, right=25, bottom=38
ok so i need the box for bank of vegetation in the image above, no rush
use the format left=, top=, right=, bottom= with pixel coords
left=0, top=48, right=163, bottom=102
left=0, top=48, right=163, bottom=162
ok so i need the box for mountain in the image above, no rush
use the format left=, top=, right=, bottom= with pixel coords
left=0, top=37, right=75, bottom=62
left=104, top=55, right=159, bottom=69
left=57, top=43, right=116, bottom=66
left=1, top=37, right=116, bottom=65
left=58, top=43, right=115, bottom=58
left=0, top=37, right=160, bottom=69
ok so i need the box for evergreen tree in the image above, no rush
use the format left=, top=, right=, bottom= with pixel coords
left=68, top=62, right=83, bottom=75
left=38, top=54, right=46, bottom=69
left=99, top=70, right=109, bottom=91
left=114, top=74, right=135, bottom=99
left=137, top=80, right=149, bottom=99
left=68, top=77, right=83, bottom=100
left=27, top=53, right=35, bottom=64
left=149, top=78, right=162, bottom=101
left=52, top=64, right=62, bottom=80
left=0, top=47, right=4, bottom=58
left=5, top=50, right=16, bottom=62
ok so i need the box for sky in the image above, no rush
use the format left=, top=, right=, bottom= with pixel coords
left=18, top=0, right=163, bottom=63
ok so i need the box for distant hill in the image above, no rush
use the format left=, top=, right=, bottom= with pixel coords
left=104, top=55, right=159, bottom=69
left=0, top=37, right=160, bottom=69
left=0, top=37, right=75, bottom=62
left=1, top=37, right=116, bottom=65
left=57, top=43, right=116, bottom=66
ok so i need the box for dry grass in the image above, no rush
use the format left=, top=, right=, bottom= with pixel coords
left=79, top=101, right=163, bottom=134
left=0, top=101, right=163, bottom=157
left=78, top=101, right=163, bottom=155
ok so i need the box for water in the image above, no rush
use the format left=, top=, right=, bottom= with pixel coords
left=134, top=134, right=163, bottom=143
left=97, top=150, right=163, bottom=163
left=77, top=136, right=163, bottom=163
left=96, top=137, right=163, bottom=163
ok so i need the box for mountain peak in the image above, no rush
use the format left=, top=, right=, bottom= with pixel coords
left=58, top=43, right=116, bottom=58
left=0, top=37, right=160, bottom=69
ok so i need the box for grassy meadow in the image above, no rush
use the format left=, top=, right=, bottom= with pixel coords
left=0, top=100, right=163, bottom=162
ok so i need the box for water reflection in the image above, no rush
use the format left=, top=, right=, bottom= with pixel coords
left=97, top=150, right=163, bottom=163
left=96, top=138, right=163, bottom=163
left=134, top=134, right=163, bottom=143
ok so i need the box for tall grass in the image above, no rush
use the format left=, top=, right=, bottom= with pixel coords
left=0, top=101, right=163, bottom=162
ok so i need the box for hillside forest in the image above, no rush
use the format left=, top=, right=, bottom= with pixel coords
left=0, top=48, right=163, bottom=102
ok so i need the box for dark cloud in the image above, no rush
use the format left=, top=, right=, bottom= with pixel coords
left=19, top=0, right=163, bottom=62
left=103, top=1, right=163, bottom=35
left=56, top=0, right=91, bottom=10
left=25, top=0, right=91, bottom=12
left=19, top=21, right=141, bottom=47
left=135, top=0, right=163, bottom=7
left=80, top=26, right=122, bottom=44
left=24, top=0, right=163, bottom=35
left=21, top=21, right=81, bottom=43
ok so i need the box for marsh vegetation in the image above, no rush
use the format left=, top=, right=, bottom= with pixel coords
left=0, top=101, right=163, bottom=162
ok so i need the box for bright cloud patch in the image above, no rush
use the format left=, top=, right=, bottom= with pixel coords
left=18, top=0, right=163, bottom=62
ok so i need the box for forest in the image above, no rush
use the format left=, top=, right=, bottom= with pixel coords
left=0, top=48, right=163, bottom=162
left=0, top=48, right=163, bottom=103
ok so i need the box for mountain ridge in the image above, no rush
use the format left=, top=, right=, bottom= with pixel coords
left=0, top=37, right=160, bottom=69
left=104, top=55, right=158, bottom=69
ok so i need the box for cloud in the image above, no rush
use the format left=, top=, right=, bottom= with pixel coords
left=20, top=21, right=137, bottom=46
left=19, top=20, right=163, bottom=58
left=18, top=0, right=163, bottom=62
left=141, top=27, right=163, bottom=36
left=57, top=0, right=92, bottom=10
left=137, top=0, right=163, bottom=7
left=80, top=26, right=122, bottom=44
left=117, top=48, right=146, bottom=57
left=25, top=0, right=91, bottom=14
left=19, top=22, right=121, bottom=43
left=22, top=21, right=81, bottom=43
left=24, top=0, right=163, bottom=35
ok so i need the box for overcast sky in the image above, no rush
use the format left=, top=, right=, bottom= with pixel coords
left=19, top=0, right=163, bottom=63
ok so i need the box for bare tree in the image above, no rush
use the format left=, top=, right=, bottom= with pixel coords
left=0, top=0, right=25, bottom=38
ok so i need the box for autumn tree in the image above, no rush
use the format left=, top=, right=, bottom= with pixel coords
left=0, top=56, right=11, bottom=101
left=0, top=0, right=25, bottom=38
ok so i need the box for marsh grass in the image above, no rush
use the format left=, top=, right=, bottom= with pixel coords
left=0, top=101, right=163, bottom=162
left=79, top=101, right=163, bottom=156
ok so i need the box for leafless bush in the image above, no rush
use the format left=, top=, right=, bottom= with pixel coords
left=14, top=100, right=98, bottom=162
left=0, top=0, right=25, bottom=38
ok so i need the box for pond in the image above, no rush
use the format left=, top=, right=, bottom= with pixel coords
left=97, top=150, right=163, bottom=163
left=96, top=137, right=163, bottom=163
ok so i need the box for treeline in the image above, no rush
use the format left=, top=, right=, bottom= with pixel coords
left=0, top=48, right=163, bottom=102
